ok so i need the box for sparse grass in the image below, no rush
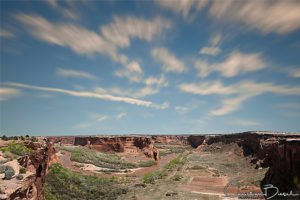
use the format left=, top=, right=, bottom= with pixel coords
left=45, top=163, right=127, bottom=200
left=138, top=160, right=156, bottom=167
left=187, top=165, right=206, bottom=170
left=59, top=146, right=137, bottom=169
left=143, top=154, right=187, bottom=184
left=143, top=170, right=168, bottom=184
left=1, top=141, right=32, bottom=157
left=172, top=173, right=183, bottom=181
left=164, top=154, right=187, bottom=171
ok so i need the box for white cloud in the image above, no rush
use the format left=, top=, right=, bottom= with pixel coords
left=155, top=0, right=208, bottom=18
left=0, top=87, right=21, bottom=101
left=115, top=61, right=143, bottom=83
left=179, top=80, right=300, bottom=116
left=3, top=82, right=153, bottom=107
left=45, top=0, right=86, bottom=20
left=16, top=13, right=116, bottom=57
left=101, top=16, right=172, bottom=48
left=116, top=112, right=127, bottom=119
left=195, top=51, right=266, bottom=78
left=210, top=33, right=222, bottom=46
left=289, top=68, right=300, bottom=78
left=151, top=102, right=170, bottom=110
left=111, top=74, right=168, bottom=98
left=199, top=46, right=220, bottom=56
left=152, top=47, right=187, bottom=73
left=209, top=0, right=300, bottom=34
left=145, top=74, right=168, bottom=87
left=57, top=68, right=96, bottom=80
left=16, top=13, right=172, bottom=84
left=0, top=29, right=15, bottom=38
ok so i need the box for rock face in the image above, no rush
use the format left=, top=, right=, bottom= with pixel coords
left=151, top=135, right=188, bottom=145
left=186, top=132, right=300, bottom=197
left=47, top=136, right=75, bottom=145
left=1, top=139, right=57, bottom=200
left=74, top=136, right=160, bottom=160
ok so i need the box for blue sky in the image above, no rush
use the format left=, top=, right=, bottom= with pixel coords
left=1, top=0, right=300, bottom=136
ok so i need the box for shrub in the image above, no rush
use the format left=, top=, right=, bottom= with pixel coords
left=16, top=174, right=24, bottom=180
left=4, top=166, right=15, bottom=180
left=138, top=160, right=156, bottom=167
left=188, top=165, right=206, bottom=170
left=143, top=170, right=167, bottom=184
left=2, top=142, right=31, bottom=156
left=60, top=146, right=136, bottom=169
left=0, top=165, right=6, bottom=173
left=165, top=155, right=186, bottom=171
left=19, top=167, right=26, bottom=174
left=45, top=164, right=127, bottom=200
left=172, top=174, right=183, bottom=181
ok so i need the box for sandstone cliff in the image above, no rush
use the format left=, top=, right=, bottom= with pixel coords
left=0, top=139, right=57, bottom=200
left=74, top=136, right=160, bottom=160
left=186, top=132, right=300, bottom=197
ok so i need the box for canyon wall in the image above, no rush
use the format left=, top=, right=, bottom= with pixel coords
left=74, top=136, right=159, bottom=160
left=151, top=135, right=188, bottom=145
left=1, top=139, right=57, bottom=200
left=186, top=132, right=300, bottom=196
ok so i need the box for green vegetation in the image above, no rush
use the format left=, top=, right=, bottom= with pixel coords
left=19, top=167, right=26, bottom=174
left=45, top=164, right=127, bottom=200
left=138, top=160, right=156, bottom=167
left=1, top=141, right=32, bottom=156
left=143, top=154, right=187, bottom=184
left=172, top=173, right=183, bottom=181
left=164, top=154, right=187, bottom=171
left=59, top=146, right=136, bottom=169
left=187, top=165, right=206, bottom=170
left=3, top=166, right=15, bottom=180
left=143, top=170, right=167, bottom=184
left=16, top=174, right=24, bottom=180
left=154, top=144, right=188, bottom=156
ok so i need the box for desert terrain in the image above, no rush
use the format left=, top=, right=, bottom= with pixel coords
left=1, top=132, right=300, bottom=200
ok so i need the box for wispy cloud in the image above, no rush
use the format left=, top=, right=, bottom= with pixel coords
left=3, top=82, right=152, bottom=107
left=110, top=74, right=168, bottom=98
left=179, top=80, right=300, bottom=116
left=101, top=16, right=172, bottom=48
left=45, top=0, right=89, bottom=20
left=116, top=112, right=127, bottom=119
left=195, top=51, right=266, bottom=78
left=199, top=47, right=220, bottom=56
left=56, top=68, right=96, bottom=80
left=155, top=0, right=208, bottom=19
left=209, top=0, right=300, bottom=34
left=16, top=13, right=116, bottom=57
left=74, top=111, right=127, bottom=130
left=2, top=82, right=169, bottom=110
left=289, top=68, right=300, bottom=78
left=0, top=29, right=15, bottom=38
left=0, top=87, right=21, bottom=101
left=115, top=61, right=143, bottom=83
left=199, top=33, right=222, bottom=56
left=152, top=47, right=187, bottom=73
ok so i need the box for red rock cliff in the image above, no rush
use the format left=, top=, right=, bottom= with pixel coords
left=1, top=139, right=57, bottom=200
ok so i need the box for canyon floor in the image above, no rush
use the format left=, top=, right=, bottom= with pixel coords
left=50, top=142, right=267, bottom=200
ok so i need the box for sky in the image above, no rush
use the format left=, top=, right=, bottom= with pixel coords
left=1, top=0, right=300, bottom=136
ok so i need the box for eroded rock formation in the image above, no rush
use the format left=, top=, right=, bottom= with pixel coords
left=0, top=139, right=57, bottom=200
left=74, top=136, right=160, bottom=160
left=186, top=132, right=300, bottom=197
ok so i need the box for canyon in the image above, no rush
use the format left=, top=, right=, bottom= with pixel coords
left=1, top=131, right=299, bottom=199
